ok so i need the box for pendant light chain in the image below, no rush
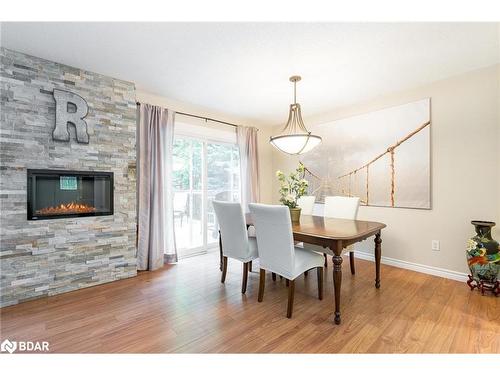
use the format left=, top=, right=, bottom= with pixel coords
left=294, top=79, right=297, bottom=104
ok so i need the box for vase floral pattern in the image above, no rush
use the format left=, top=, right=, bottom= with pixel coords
left=466, top=221, right=500, bottom=285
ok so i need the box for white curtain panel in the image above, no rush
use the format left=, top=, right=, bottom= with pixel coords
left=237, top=126, right=260, bottom=212
left=137, top=104, right=177, bottom=270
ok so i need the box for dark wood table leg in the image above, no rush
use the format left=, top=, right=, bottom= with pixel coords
left=317, top=267, right=323, bottom=300
left=219, top=231, right=223, bottom=272
left=349, top=251, right=355, bottom=275
left=374, top=231, right=382, bottom=288
left=332, top=240, right=343, bottom=325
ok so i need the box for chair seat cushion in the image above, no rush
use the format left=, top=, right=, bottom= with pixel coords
left=238, top=236, right=259, bottom=263
left=260, top=246, right=324, bottom=280
left=289, top=246, right=325, bottom=280
left=224, top=236, right=259, bottom=263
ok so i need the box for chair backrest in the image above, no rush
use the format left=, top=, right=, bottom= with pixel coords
left=214, top=190, right=231, bottom=202
left=297, top=196, right=315, bottom=215
left=174, top=192, right=188, bottom=211
left=248, top=203, right=294, bottom=275
left=212, top=201, right=249, bottom=260
left=324, top=196, right=360, bottom=220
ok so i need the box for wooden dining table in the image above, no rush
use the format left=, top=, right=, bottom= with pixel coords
left=219, top=214, right=386, bottom=325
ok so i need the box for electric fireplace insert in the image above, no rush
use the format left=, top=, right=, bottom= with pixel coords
left=27, top=169, right=113, bottom=220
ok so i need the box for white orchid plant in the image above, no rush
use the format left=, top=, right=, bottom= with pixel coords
left=276, top=162, right=309, bottom=209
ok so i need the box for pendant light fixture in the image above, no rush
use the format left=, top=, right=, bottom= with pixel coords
left=269, top=75, right=322, bottom=155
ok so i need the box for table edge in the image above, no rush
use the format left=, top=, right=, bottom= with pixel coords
left=292, top=223, right=386, bottom=241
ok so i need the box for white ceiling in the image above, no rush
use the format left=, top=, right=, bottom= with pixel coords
left=1, top=22, right=499, bottom=126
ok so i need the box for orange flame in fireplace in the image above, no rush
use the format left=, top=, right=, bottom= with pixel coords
left=36, top=202, right=97, bottom=216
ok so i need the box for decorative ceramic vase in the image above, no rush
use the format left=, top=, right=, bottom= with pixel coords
left=289, top=207, right=301, bottom=223
left=466, top=221, right=500, bottom=296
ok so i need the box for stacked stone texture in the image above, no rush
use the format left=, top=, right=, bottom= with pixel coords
left=0, top=48, right=137, bottom=307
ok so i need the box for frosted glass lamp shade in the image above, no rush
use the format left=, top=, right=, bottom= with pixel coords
left=269, top=133, right=322, bottom=155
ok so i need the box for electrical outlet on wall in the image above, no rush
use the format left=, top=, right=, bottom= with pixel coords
left=432, top=240, right=440, bottom=251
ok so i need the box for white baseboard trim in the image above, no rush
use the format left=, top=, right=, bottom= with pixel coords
left=350, top=251, right=468, bottom=282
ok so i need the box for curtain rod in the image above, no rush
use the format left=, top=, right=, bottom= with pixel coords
left=136, top=101, right=246, bottom=129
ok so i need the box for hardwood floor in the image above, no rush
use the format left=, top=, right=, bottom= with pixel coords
left=1, top=251, right=498, bottom=353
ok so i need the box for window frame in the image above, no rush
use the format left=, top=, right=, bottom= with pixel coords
left=172, top=131, right=241, bottom=258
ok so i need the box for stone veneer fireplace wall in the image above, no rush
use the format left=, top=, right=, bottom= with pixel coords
left=0, top=48, right=137, bottom=307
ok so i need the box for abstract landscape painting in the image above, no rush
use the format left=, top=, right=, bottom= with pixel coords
left=301, top=98, right=431, bottom=209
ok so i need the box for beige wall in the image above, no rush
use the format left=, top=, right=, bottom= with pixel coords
left=136, top=90, right=274, bottom=204
left=272, top=65, right=499, bottom=274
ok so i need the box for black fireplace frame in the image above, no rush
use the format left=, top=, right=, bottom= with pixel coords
left=27, top=169, right=114, bottom=220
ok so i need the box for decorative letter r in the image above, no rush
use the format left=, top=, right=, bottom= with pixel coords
left=53, top=89, right=89, bottom=143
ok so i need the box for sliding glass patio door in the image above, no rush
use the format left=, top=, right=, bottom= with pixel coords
left=172, top=136, right=240, bottom=258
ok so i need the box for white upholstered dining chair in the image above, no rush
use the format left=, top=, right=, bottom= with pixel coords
left=303, top=196, right=360, bottom=274
left=213, top=201, right=259, bottom=294
left=248, top=203, right=324, bottom=318
left=296, top=195, right=315, bottom=215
